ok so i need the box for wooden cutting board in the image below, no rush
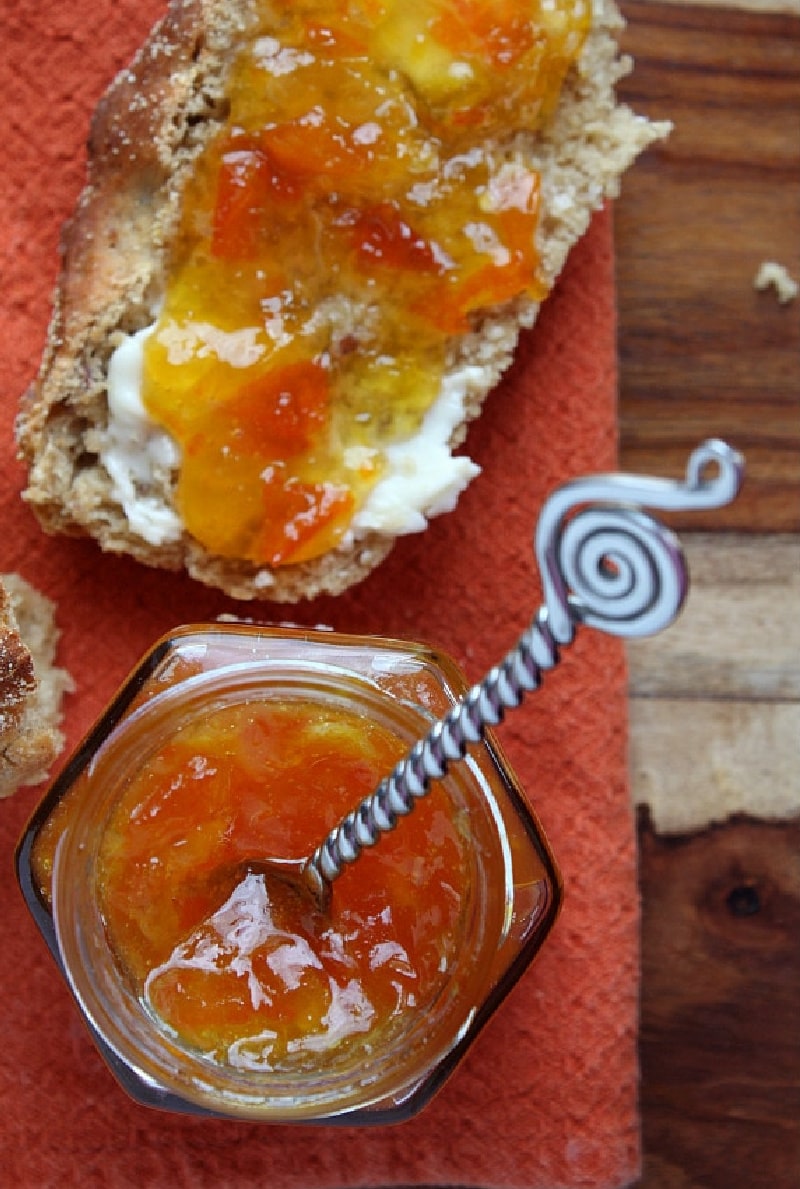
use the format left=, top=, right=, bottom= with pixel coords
left=617, top=0, right=800, bottom=533
left=614, top=3, right=800, bottom=1186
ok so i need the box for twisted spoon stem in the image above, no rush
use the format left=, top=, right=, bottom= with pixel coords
left=310, top=439, right=744, bottom=888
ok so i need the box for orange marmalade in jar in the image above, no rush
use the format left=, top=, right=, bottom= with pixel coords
left=17, top=626, right=561, bottom=1123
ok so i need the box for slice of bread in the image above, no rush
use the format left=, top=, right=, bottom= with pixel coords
left=17, top=0, right=669, bottom=602
left=0, top=575, right=74, bottom=798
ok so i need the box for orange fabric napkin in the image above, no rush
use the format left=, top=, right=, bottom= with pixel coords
left=1, top=3, right=639, bottom=1186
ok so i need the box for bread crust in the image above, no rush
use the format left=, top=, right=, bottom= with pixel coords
left=0, top=575, right=73, bottom=798
left=17, top=0, right=668, bottom=602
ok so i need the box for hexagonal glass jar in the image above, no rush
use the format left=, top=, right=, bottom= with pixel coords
left=16, top=625, right=561, bottom=1124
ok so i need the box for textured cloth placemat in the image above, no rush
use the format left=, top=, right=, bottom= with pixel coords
left=0, top=3, right=639, bottom=1186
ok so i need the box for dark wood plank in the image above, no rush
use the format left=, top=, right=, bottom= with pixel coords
left=636, top=810, right=800, bottom=1188
left=614, top=2, right=800, bottom=532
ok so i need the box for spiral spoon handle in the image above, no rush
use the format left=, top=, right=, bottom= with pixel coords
left=310, top=439, right=744, bottom=887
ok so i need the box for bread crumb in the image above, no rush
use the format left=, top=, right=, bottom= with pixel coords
left=0, top=574, right=74, bottom=798
left=754, top=261, right=798, bottom=305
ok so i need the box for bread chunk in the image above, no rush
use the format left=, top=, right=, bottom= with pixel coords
left=0, top=575, right=74, bottom=798
left=17, top=0, right=669, bottom=602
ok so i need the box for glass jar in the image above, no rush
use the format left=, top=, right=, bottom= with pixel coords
left=16, top=624, right=561, bottom=1124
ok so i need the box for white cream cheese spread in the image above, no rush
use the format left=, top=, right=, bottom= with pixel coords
left=102, top=326, right=481, bottom=551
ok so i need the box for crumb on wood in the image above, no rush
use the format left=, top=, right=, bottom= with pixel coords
left=754, top=261, right=799, bottom=305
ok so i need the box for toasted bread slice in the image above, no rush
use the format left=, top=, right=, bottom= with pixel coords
left=0, top=575, right=73, bottom=798
left=17, top=0, right=668, bottom=602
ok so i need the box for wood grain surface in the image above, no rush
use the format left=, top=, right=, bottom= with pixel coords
left=637, top=812, right=800, bottom=1188
left=614, top=3, right=800, bottom=1186
left=627, top=534, right=800, bottom=834
left=630, top=539, right=800, bottom=1189
left=615, top=0, right=800, bottom=532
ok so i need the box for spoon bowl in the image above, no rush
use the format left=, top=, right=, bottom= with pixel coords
left=226, top=856, right=331, bottom=915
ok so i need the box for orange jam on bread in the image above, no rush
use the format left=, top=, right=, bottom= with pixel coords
left=142, top=1, right=590, bottom=565
left=79, top=697, right=472, bottom=1069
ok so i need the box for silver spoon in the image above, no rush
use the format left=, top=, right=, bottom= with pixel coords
left=247, top=439, right=743, bottom=911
